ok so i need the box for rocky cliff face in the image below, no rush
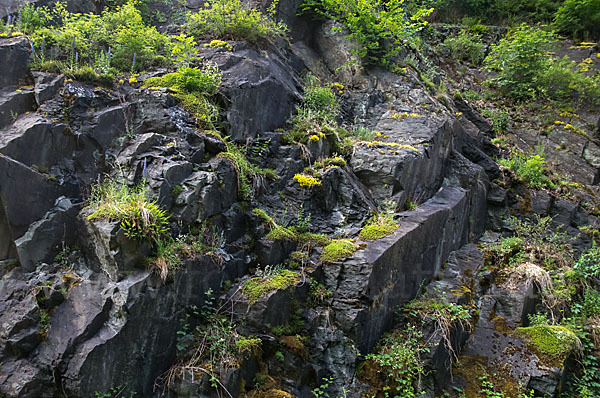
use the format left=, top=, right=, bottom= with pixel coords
left=0, top=1, right=598, bottom=398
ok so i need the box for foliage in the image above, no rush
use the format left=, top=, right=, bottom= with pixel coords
left=443, top=31, right=485, bottom=65
left=484, top=23, right=600, bottom=105
left=186, top=0, right=287, bottom=45
left=151, top=237, right=183, bottom=280
left=498, top=148, right=554, bottom=189
left=173, top=224, right=227, bottom=264
left=349, top=126, right=377, bottom=141
left=215, top=137, right=278, bottom=199
left=242, top=269, right=301, bottom=304
left=320, top=239, right=357, bottom=262
left=553, top=0, right=600, bottom=40
left=85, top=179, right=169, bottom=243
left=513, top=324, right=580, bottom=366
left=359, top=213, right=398, bottom=241
left=148, top=64, right=221, bottom=95
left=484, top=24, right=556, bottom=101
left=31, top=1, right=169, bottom=72
left=364, top=325, right=429, bottom=397
left=286, top=75, right=340, bottom=145
left=405, top=0, right=561, bottom=24
left=301, top=0, right=433, bottom=66
left=574, top=245, right=600, bottom=279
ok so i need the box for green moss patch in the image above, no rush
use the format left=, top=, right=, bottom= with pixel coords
left=242, top=270, right=301, bottom=304
left=513, top=324, right=580, bottom=367
left=320, top=239, right=357, bottom=262
left=359, top=215, right=398, bottom=241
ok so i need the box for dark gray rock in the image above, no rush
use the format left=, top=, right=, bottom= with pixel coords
left=33, top=72, right=64, bottom=105
left=0, top=115, right=76, bottom=170
left=0, top=86, right=36, bottom=129
left=330, top=186, right=475, bottom=354
left=0, top=155, right=67, bottom=263
left=14, top=197, right=80, bottom=271
left=350, top=114, right=453, bottom=206
left=207, top=47, right=301, bottom=142
left=0, top=36, right=32, bottom=89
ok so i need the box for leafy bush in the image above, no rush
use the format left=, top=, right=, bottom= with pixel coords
left=186, top=0, right=287, bottom=45
left=86, top=179, right=169, bottom=243
left=484, top=23, right=600, bottom=105
left=498, top=150, right=554, bottom=189
left=538, top=56, right=600, bottom=105
left=443, top=31, right=485, bottom=65
left=554, top=0, right=600, bottom=40
left=286, top=75, right=340, bottom=144
left=405, top=0, right=561, bottom=24
left=301, top=0, right=432, bottom=66
left=144, top=56, right=222, bottom=127
left=484, top=24, right=556, bottom=100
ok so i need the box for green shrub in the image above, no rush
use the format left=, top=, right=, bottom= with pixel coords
left=301, top=0, right=432, bottom=66
left=484, top=24, right=556, bottom=101
left=443, top=31, right=485, bottom=65
left=498, top=150, right=554, bottom=189
left=286, top=75, right=340, bottom=144
left=86, top=179, right=169, bottom=243
left=554, top=0, right=600, bottom=40
left=144, top=61, right=222, bottom=127
left=538, top=56, right=600, bottom=105
left=186, top=0, right=287, bottom=45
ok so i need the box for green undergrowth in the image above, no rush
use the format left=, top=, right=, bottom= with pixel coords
left=242, top=269, right=301, bottom=304
left=359, top=213, right=398, bottom=241
left=320, top=239, right=357, bottom=262
left=513, top=323, right=580, bottom=367
left=216, top=138, right=279, bottom=199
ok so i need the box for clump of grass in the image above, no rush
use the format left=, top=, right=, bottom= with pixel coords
left=85, top=179, right=169, bottom=243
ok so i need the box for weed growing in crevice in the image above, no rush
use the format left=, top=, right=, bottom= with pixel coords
left=163, top=289, right=261, bottom=395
